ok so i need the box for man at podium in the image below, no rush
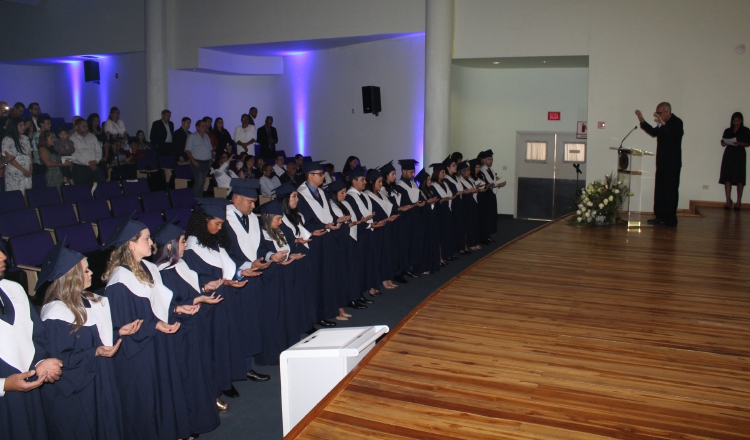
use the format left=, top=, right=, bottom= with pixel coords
left=635, top=102, right=684, bottom=227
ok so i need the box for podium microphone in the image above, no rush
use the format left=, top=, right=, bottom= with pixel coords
left=619, top=126, right=638, bottom=149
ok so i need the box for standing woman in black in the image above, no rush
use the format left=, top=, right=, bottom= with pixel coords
left=456, top=161, right=482, bottom=251
left=442, top=157, right=469, bottom=255
left=429, top=163, right=457, bottom=265
left=719, top=112, right=750, bottom=210
left=414, top=169, right=441, bottom=274
left=365, top=169, right=400, bottom=291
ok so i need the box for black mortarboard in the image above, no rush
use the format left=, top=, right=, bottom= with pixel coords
left=397, top=159, right=419, bottom=171
left=35, top=238, right=85, bottom=290
left=152, top=217, right=184, bottom=246
left=442, top=155, right=455, bottom=168
left=478, top=149, right=494, bottom=159
left=457, top=162, right=469, bottom=172
left=324, top=179, right=347, bottom=193
left=430, top=162, right=446, bottom=172
left=378, top=161, right=396, bottom=176
left=301, top=161, right=325, bottom=173
left=196, top=197, right=231, bottom=220
left=346, top=167, right=366, bottom=179
left=103, top=213, right=148, bottom=249
left=468, top=158, right=481, bottom=168
left=230, top=178, right=259, bottom=198
left=274, top=181, right=298, bottom=198
left=415, top=169, right=429, bottom=182
left=259, top=201, right=283, bottom=216
left=366, top=168, right=382, bottom=182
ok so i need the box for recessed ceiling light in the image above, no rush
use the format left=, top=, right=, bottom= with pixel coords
left=493, top=61, right=500, bottom=65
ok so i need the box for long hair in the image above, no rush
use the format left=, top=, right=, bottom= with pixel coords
left=184, top=210, right=231, bottom=250
left=278, top=194, right=302, bottom=236
left=260, top=213, right=287, bottom=247
left=43, top=261, right=99, bottom=333
left=87, top=113, right=101, bottom=133
left=101, top=230, right=153, bottom=286
left=5, top=117, right=28, bottom=152
left=328, top=190, right=350, bottom=216
left=417, top=174, right=431, bottom=198
left=431, top=169, right=444, bottom=184
left=382, top=172, right=395, bottom=196
left=152, top=237, right=181, bottom=268
left=342, top=156, right=359, bottom=175
left=38, top=130, right=56, bottom=155
left=731, top=112, right=744, bottom=128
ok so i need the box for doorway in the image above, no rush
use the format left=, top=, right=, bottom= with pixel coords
left=516, top=131, right=586, bottom=220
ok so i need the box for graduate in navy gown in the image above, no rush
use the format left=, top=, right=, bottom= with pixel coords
left=0, top=245, right=62, bottom=440
left=256, top=201, right=306, bottom=364
left=414, top=168, right=441, bottom=274
left=181, top=198, right=250, bottom=402
left=378, top=161, right=415, bottom=284
left=393, top=159, right=426, bottom=278
left=152, top=219, right=223, bottom=434
left=457, top=160, right=482, bottom=252
left=101, top=215, right=191, bottom=440
left=344, top=168, right=380, bottom=297
left=39, top=239, right=129, bottom=440
left=295, top=161, right=345, bottom=327
left=477, top=149, right=506, bottom=243
left=443, top=156, right=470, bottom=256
left=276, top=182, right=325, bottom=332
left=222, top=178, right=273, bottom=382
left=429, top=162, right=458, bottom=265
left=365, top=168, right=401, bottom=291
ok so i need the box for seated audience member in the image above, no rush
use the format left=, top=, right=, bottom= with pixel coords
left=260, top=162, right=282, bottom=196
left=69, top=118, right=102, bottom=187
left=103, top=106, right=128, bottom=140
left=212, top=152, right=239, bottom=189
left=324, top=163, right=335, bottom=185
left=280, top=161, right=300, bottom=185
left=135, top=130, right=151, bottom=150
left=273, top=153, right=286, bottom=177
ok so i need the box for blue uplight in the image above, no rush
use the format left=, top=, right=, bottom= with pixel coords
left=288, top=52, right=311, bottom=156
left=67, top=61, right=82, bottom=116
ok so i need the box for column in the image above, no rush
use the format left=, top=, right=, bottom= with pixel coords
left=145, top=0, right=168, bottom=137
left=423, top=0, right=454, bottom=167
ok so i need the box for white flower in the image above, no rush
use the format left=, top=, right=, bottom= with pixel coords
left=603, top=199, right=608, bottom=205
left=614, top=189, right=620, bottom=194
left=585, top=211, right=591, bottom=218
left=599, top=203, right=604, bottom=209
left=587, top=201, right=593, bottom=207
left=577, top=217, right=582, bottom=222
left=587, top=217, right=593, bottom=222
left=608, top=195, right=614, bottom=202
left=576, top=210, right=581, bottom=215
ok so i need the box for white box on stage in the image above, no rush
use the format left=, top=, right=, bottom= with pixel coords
left=280, top=325, right=389, bottom=435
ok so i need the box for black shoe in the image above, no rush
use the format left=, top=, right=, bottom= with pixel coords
left=405, top=271, right=420, bottom=278
left=222, top=385, right=240, bottom=398
left=660, top=220, right=678, bottom=227
left=394, top=275, right=409, bottom=284
left=480, top=238, right=492, bottom=245
left=646, top=218, right=664, bottom=225
left=348, top=301, right=367, bottom=309
left=359, top=296, right=374, bottom=304
left=247, top=370, right=271, bottom=382
left=446, top=256, right=458, bottom=261
left=318, top=319, right=336, bottom=327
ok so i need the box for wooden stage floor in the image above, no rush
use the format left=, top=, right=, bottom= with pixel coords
left=289, top=207, right=750, bottom=439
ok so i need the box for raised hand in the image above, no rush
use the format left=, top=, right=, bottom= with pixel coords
left=156, top=321, right=180, bottom=334
left=95, top=339, right=122, bottom=358
left=176, top=304, right=200, bottom=315
left=195, top=292, right=224, bottom=305
left=118, top=319, right=143, bottom=336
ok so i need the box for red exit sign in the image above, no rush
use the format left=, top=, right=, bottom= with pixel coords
left=548, top=112, right=561, bottom=121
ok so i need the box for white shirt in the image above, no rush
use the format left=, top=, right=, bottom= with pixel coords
left=233, top=125, right=256, bottom=148
left=260, top=175, right=281, bottom=196
left=163, top=121, right=173, bottom=143
left=103, top=119, right=127, bottom=137
left=69, top=131, right=102, bottom=165
left=273, top=163, right=286, bottom=177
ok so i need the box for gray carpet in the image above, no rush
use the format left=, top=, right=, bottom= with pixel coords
left=201, top=217, right=544, bottom=439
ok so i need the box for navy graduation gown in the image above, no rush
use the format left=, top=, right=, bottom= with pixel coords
left=444, top=176, right=466, bottom=251
left=367, top=191, right=398, bottom=283
left=105, top=263, right=190, bottom=440
left=415, top=192, right=441, bottom=274
left=159, top=264, right=221, bottom=434
left=327, top=203, right=361, bottom=304
left=279, top=219, right=318, bottom=334
left=0, top=280, right=49, bottom=440
left=345, top=192, right=377, bottom=292
left=430, top=183, right=458, bottom=259
left=40, top=299, right=123, bottom=440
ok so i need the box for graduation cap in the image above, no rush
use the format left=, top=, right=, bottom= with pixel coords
left=345, top=167, right=366, bottom=180
left=196, top=197, right=231, bottom=220
left=442, top=155, right=455, bottom=168
left=378, top=160, right=396, bottom=176
left=301, top=160, right=326, bottom=174
left=478, top=149, right=494, bottom=159
left=457, top=161, right=469, bottom=172
left=35, top=238, right=85, bottom=291
left=152, top=217, right=184, bottom=246
left=429, top=162, right=446, bottom=172
left=468, top=158, right=481, bottom=168
left=258, top=200, right=283, bottom=216
left=230, top=178, right=259, bottom=199
left=366, top=168, right=383, bottom=182
left=274, top=181, right=298, bottom=198
left=103, top=213, right=149, bottom=249
left=324, top=179, right=347, bottom=193
left=415, top=168, right=430, bottom=182
left=397, top=159, right=419, bottom=171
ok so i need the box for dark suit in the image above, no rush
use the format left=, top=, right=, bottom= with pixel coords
left=173, top=128, right=190, bottom=161
left=640, top=114, right=683, bottom=225
left=256, top=125, right=278, bottom=160
left=149, top=119, right=175, bottom=156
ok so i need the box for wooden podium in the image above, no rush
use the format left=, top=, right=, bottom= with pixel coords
left=610, top=147, right=654, bottom=227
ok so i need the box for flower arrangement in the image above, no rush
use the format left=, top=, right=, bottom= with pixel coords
left=569, top=173, right=631, bottom=226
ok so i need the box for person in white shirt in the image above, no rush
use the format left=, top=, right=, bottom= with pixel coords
left=259, top=163, right=281, bottom=197
left=103, top=106, right=128, bottom=140
left=69, top=119, right=102, bottom=187
left=233, top=114, right=256, bottom=154
left=272, top=153, right=286, bottom=177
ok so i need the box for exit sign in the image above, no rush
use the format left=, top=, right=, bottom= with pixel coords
left=548, top=112, right=561, bottom=121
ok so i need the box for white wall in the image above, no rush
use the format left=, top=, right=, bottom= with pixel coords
left=0, top=63, right=67, bottom=118
left=453, top=0, right=750, bottom=209
left=450, top=66, right=589, bottom=214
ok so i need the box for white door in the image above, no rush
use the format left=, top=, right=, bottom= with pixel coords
left=515, top=131, right=586, bottom=220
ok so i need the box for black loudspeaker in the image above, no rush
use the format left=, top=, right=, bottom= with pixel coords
left=362, top=86, right=381, bottom=115
left=84, top=60, right=100, bottom=84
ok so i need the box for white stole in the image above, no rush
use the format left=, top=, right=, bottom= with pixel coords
left=41, top=295, right=114, bottom=347
left=379, top=186, right=401, bottom=206
left=186, top=235, right=237, bottom=280
left=346, top=188, right=374, bottom=227
left=262, top=230, right=290, bottom=260
left=323, top=172, right=333, bottom=185
left=106, top=260, right=172, bottom=323
left=297, top=183, right=334, bottom=224
left=365, top=190, right=393, bottom=216
left=457, top=175, right=478, bottom=202
left=0, top=280, right=35, bottom=373
left=273, top=164, right=286, bottom=176
left=283, top=214, right=311, bottom=249
left=395, top=179, right=420, bottom=203
left=331, top=201, right=357, bottom=240
left=481, top=165, right=499, bottom=194
left=431, top=181, right=453, bottom=210
left=226, top=205, right=261, bottom=265
left=158, top=260, right=201, bottom=294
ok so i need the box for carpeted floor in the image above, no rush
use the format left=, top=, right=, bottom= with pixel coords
left=201, top=217, right=544, bottom=440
